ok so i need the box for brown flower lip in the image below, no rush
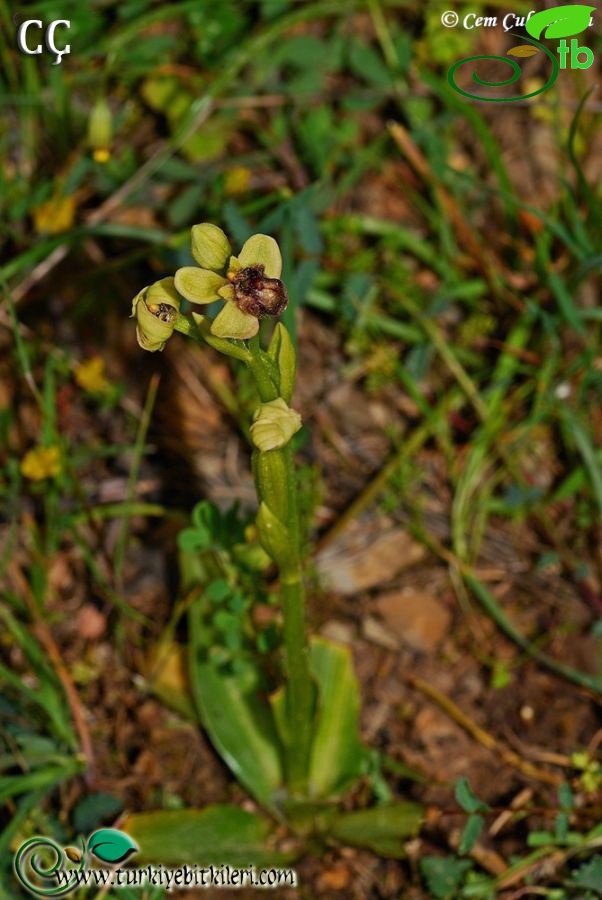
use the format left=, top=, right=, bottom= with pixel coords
left=147, top=302, right=178, bottom=323
left=230, top=264, right=288, bottom=318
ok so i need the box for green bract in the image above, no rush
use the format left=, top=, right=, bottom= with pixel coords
left=250, top=398, right=302, bottom=452
left=131, top=277, right=180, bottom=352
left=174, top=225, right=284, bottom=341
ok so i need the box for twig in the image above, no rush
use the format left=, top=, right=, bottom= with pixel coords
left=10, top=562, right=96, bottom=784
left=406, top=674, right=562, bottom=786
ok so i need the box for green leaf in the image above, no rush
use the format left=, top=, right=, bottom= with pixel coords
left=255, top=502, right=292, bottom=570
left=73, top=793, right=123, bottom=833
left=459, top=814, right=484, bottom=854
left=124, top=805, right=292, bottom=867
left=526, top=5, right=595, bottom=40
left=570, top=855, right=602, bottom=894
left=454, top=777, right=489, bottom=814
left=330, top=803, right=423, bottom=857
left=307, top=637, right=366, bottom=799
left=267, top=323, right=297, bottom=403
left=420, top=856, right=472, bottom=900
left=189, top=601, right=283, bottom=808
left=87, top=828, right=138, bottom=864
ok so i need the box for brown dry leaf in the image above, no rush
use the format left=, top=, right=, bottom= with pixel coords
left=507, top=45, right=539, bottom=57
left=77, top=603, right=107, bottom=640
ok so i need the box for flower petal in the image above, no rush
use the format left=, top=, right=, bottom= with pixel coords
left=218, top=284, right=235, bottom=301
left=175, top=267, right=227, bottom=304
left=211, top=302, right=259, bottom=340
left=237, top=234, right=282, bottom=278
left=191, top=223, right=231, bottom=271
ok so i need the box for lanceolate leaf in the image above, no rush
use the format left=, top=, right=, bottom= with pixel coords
left=124, top=805, right=294, bottom=867
left=330, top=804, right=423, bottom=857
left=189, top=601, right=283, bottom=808
left=88, top=828, right=138, bottom=864
left=307, top=637, right=366, bottom=799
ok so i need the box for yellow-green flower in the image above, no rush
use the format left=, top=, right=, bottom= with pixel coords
left=174, top=225, right=288, bottom=341
left=21, top=446, right=61, bottom=481
left=131, top=277, right=180, bottom=352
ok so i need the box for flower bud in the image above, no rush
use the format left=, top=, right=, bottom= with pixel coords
left=268, top=323, right=296, bottom=403
left=191, top=223, right=231, bottom=271
left=131, top=277, right=180, bottom=352
left=250, top=398, right=302, bottom=452
left=231, top=265, right=288, bottom=319
left=88, top=98, right=112, bottom=164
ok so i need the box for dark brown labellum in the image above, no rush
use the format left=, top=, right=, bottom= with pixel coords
left=232, top=265, right=288, bottom=318
left=147, top=302, right=177, bottom=323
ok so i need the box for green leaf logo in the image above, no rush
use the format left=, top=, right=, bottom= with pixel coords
left=526, top=5, right=595, bottom=40
left=87, top=829, right=138, bottom=864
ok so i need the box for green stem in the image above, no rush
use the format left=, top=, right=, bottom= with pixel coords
left=248, top=339, right=313, bottom=796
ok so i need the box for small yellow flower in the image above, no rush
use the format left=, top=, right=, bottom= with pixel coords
left=74, top=356, right=110, bottom=394
left=93, top=148, right=111, bottom=164
left=21, top=446, right=61, bottom=481
left=32, top=194, right=76, bottom=235
left=174, top=225, right=288, bottom=341
left=224, top=166, right=251, bottom=196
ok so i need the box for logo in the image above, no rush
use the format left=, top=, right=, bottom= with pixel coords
left=14, top=829, right=138, bottom=896
left=448, top=4, right=596, bottom=101
left=16, top=17, right=71, bottom=65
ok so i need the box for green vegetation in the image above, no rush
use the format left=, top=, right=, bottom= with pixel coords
left=1, top=1, right=600, bottom=896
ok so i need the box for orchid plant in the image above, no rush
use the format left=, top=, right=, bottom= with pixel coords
left=126, top=224, right=422, bottom=866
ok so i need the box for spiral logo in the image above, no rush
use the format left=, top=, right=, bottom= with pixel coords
left=441, top=10, right=459, bottom=27
left=447, top=34, right=559, bottom=101
left=14, top=837, right=83, bottom=897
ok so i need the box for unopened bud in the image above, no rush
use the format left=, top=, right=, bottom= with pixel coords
left=88, top=98, right=112, bottom=163
left=191, top=223, right=231, bottom=271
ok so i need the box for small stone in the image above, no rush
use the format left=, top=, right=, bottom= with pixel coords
left=316, top=522, right=426, bottom=595
left=375, top=588, right=451, bottom=652
left=77, top=604, right=106, bottom=640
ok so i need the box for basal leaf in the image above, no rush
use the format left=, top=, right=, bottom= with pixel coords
left=189, top=591, right=283, bottom=808
left=87, top=828, right=138, bottom=864
left=307, top=637, right=366, bottom=799
left=124, top=805, right=294, bottom=867
left=330, top=803, right=423, bottom=858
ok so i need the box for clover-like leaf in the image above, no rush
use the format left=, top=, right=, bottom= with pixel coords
left=88, top=828, right=138, bottom=864
left=526, top=5, right=595, bottom=40
left=507, top=45, right=539, bottom=57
